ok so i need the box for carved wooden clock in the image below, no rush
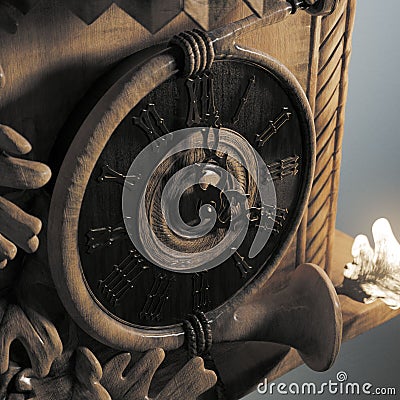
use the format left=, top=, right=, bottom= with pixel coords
left=0, top=0, right=352, bottom=399
left=48, top=3, right=318, bottom=355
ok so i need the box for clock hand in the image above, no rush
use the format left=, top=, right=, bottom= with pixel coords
left=232, top=75, right=256, bottom=125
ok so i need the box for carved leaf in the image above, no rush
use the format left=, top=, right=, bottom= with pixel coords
left=0, top=298, right=63, bottom=377
left=102, top=349, right=217, bottom=399
left=73, top=348, right=110, bottom=400
left=0, top=362, right=21, bottom=398
left=0, top=125, right=51, bottom=268
left=10, top=348, right=216, bottom=399
left=14, top=347, right=110, bottom=400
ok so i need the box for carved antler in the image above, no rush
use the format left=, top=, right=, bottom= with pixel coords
left=0, top=124, right=51, bottom=268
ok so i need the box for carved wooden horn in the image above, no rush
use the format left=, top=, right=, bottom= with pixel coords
left=210, top=263, right=342, bottom=372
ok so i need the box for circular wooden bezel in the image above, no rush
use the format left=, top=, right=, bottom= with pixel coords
left=48, top=45, right=315, bottom=352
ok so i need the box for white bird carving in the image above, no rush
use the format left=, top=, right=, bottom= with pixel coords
left=344, top=218, right=400, bottom=309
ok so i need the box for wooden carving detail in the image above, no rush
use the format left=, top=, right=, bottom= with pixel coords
left=0, top=0, right=261, bottom=33
left=0, top=299, right=63, bottom=378
left=339, top=218, right=400, bottom=310
left=244, top=0, right=338, bottom=17
left=3, top=347, right=216, bottom=399
left=0, top=1, right=338, bottom=32
left=184, top=0, right=240, bottom=31
left=0, top=0, right=40, bottom=33
left=306, top=0, right=356, bottom=273
left=13, top=348, right=109, bottom=400
left=0, top=65, right=4, bottom=89
left=0, top=125, right=51, bottom=268
left=102, top=349, right=217, bottom=399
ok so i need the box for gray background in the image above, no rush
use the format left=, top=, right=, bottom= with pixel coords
left=244, top=1, right=400, bottom=398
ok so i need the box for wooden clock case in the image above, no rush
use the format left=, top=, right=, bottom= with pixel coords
left=0, top=1, right=382, bottom=400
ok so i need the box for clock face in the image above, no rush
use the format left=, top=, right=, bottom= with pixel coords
left=76, top=58, right=309, bottom=327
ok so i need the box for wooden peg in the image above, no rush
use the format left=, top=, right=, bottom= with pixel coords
left=0, top=196, right=42, bottom=253
left=0, top=64, right=5, bottom=89
left=0, top=233, right=17, bottom=268
left=0, top=153, right=51, bottom=190
left=0, top=125, right=32, bottom=155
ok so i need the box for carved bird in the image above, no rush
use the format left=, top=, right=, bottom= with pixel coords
left=343, top=218, right=400, bottom=309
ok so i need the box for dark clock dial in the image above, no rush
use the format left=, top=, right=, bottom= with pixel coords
left=77, top=58, right=305, bottom=327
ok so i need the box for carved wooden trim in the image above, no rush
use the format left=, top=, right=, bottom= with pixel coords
left=7, top=347, right=216, bottom=399
left=302, top=0, right=356, bottom=276
left=0, top=0, right=338, bottom=33
left=0, top=0, right=246, bottom=33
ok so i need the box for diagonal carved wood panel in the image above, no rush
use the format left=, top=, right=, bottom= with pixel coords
left=184, top=0, right=240, bottom=31
left=305, top=0, right=356, bottom=276
left=0, top=0, right=256, bottom=33
left=116, top=0, right=182, bottom=33
left=65, top=0, right=114, bottom=24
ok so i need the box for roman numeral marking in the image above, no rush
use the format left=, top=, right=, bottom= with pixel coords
left=140, top=273, right=174, bottom=322
left=233, top=251, right=252, bottom=278
left=132, top=103, right=172, bottom=148
left=232, top=75, right=255, bottom=125
left=256, top=107, right=291, bottom=147
left=192, top=272, right=211, bottom=311
left=98, top=164, right=140, bottom=187
left=267, top=155, right=299, bottom=181
left=255, top=205, right=289, bottom=234
left=98, top=250, right=149, bottom=307
left=185, top=71, right=220, bottom=128
left=86, top=223, right=127, bottom=253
